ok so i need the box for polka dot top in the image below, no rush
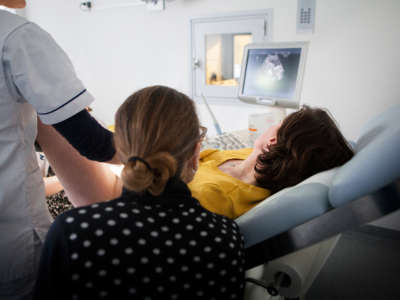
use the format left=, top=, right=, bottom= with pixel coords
left=34, top=177, right=245, bottom=300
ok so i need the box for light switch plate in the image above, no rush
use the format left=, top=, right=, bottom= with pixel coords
left=297, top=0, right=316, bottom=34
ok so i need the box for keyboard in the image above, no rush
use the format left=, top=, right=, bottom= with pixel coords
left=201, top=132, right=249, bottom=151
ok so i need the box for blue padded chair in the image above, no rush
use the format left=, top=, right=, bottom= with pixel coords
left=329, top=105, right=400, bottom=207
left=237, top=104, right=400, bottom=298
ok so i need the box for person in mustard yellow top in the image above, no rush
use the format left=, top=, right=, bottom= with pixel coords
left=189, top=148, right=271, bottom=219
left=38, top=104, right=353, bottom=221
left=189, top=106, right=354, bottom=219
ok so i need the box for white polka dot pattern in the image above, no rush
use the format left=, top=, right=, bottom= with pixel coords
left=38, top=179, right=245, bottom=299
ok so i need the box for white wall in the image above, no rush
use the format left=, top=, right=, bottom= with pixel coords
left=24, top=0, right=400, bottom=140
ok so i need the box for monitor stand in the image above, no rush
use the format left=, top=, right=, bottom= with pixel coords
left=269, top=106, right=287, bottom=124
left=248, top=106, right=287, bottom=144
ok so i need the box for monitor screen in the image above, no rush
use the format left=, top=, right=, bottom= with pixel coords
left=239, top=42, right=308, bottom=108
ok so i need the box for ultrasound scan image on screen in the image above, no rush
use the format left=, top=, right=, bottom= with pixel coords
left=242, top=48, right=302, bottom=100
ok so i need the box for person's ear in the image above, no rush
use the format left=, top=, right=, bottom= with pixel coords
left=182, top=142, right=201, bottom=183
left=267, top=136, right=276, bottom=147
left=191, top=142, right=201, bottom=171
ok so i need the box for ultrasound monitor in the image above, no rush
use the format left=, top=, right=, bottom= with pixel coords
left=238, top=42, right=309, bottom=109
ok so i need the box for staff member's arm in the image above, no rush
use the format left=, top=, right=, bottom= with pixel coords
left=3, top=20, right=118, bottom=163
left=52, top=108, right=120, bottom=164
left=43, top=176, right=64, bottom=197
left=4, top=21, right=121, bottom=205
left=36, top=119, right=122, bottom=206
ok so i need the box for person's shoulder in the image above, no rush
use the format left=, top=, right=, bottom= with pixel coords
left=0, top=10, right=27, bottom=23
left=207, top=206, right=238, bottom=226
left=0, top=10, right=29, bottom=38
left=194, top=202, right=244, bottom=243
left=190, top=180, right=225, bottom=199
left=200, top=148, right=252, bottom=163
left=54, top=197, right=124, bottom=225
left=3, top=20, right=54, bottom=57
left=221, top=148, right=253, bottom=159
left=199, top=149, right=220, bottom=161
left=6, top=21, right=48, bottom=41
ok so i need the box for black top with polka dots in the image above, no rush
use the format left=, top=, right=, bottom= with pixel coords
left=34, top=177, right=245, bottom=300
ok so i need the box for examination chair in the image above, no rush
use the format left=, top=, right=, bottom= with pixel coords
left=237, top=104, right=400, bottom=299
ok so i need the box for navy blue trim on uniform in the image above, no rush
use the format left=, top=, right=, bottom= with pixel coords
left=37, top=89, right=87, bottom=115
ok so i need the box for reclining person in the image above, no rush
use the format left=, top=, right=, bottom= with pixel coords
left=37, top=105, right=353, bottom=221
left=189, top=106, right=354, bottom=219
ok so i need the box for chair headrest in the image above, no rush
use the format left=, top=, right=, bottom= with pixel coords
left=236, top=168, right=337, bottom=247
left=329, top=105, right=400, bottom=207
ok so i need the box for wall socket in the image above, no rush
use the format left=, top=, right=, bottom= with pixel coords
left=297, top=0, right=316, bottom=34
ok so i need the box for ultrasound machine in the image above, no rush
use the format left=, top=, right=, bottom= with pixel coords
left=201, top=42, right=308, bottom=150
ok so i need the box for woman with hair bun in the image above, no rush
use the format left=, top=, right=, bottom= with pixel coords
left=34, top=86, right=245, bottom=300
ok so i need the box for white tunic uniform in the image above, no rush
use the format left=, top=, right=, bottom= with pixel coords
left=0, top=10, right=94, bottom=297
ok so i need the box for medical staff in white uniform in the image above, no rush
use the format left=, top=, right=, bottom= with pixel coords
left=0, top=1, right=116, bottom=298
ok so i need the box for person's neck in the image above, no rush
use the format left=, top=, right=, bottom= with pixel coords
left=228, top=149, right=260, bottom=185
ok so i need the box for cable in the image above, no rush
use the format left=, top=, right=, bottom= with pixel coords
left=201, top=93, right=223, bottom=135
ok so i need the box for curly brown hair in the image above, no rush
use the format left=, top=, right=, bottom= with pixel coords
left=255, top=106, right=354, bottom=194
